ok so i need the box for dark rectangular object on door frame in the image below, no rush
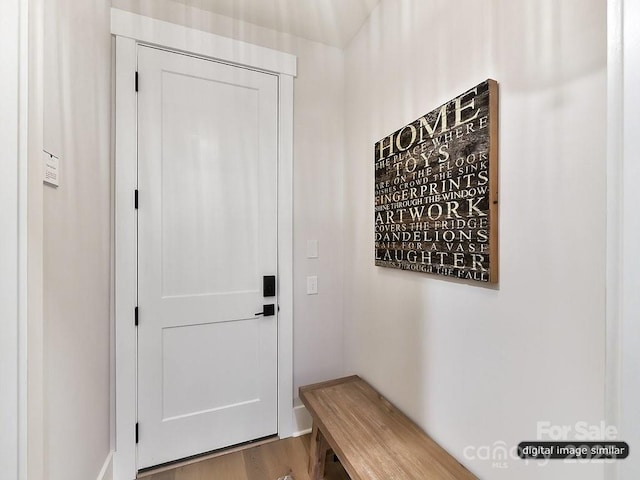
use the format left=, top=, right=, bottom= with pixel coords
left=374, top=79, right=499, bottom=284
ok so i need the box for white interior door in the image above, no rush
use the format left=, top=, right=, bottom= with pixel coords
left=136, top=45, right=279, bottom=469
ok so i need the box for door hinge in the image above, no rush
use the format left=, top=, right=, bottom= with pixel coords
left=135, top=71, right=139, bottom=92
left=135, top=306, right=139, bottom=327
left=134, top=189, right=138, bottom=209
left=135, top=423, right=139, bottom=444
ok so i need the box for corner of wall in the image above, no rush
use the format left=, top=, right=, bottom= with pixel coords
left=96, top=452, right=114, bottom=480
left=292, top=404, right=313, bottom=437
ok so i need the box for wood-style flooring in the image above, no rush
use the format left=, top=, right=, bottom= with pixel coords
left=139, top=435, right=350, bottom=480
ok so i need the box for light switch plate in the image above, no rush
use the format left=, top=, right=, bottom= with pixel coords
left=307, top=240, right=319, bottom=258
left=306, top=276, right=318, bottom=295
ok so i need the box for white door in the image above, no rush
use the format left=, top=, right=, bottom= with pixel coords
left=136, top=45, right=279, bottom=469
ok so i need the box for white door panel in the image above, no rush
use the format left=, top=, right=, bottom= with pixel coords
left=137, top=46, right=279, bottom=469
left=161, top=319, right=261, bottom=421
left=159, top=69, right=261, bottom=298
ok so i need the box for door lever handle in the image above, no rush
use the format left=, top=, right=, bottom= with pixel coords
left=255, top=304, right=275, bottom=317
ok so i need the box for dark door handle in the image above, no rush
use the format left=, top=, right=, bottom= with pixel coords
left=255, top=304, right=275, bottom=317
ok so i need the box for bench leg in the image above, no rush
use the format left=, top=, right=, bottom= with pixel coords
left=309, top=423, right=329, bottom=480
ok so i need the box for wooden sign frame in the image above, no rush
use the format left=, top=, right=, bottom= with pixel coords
left=374, top=79, right=499, bottom=283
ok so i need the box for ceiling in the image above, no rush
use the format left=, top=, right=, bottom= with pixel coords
left=173, top=0, right=381, bottom=48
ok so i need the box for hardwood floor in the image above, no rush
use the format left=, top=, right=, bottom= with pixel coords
left=139, top=435, right=350, bottom=480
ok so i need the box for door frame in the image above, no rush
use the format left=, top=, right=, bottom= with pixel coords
left=111, top=9, right=296, bottom=478
left=0, top=0, right=28, bottom=478
left=607, top=1, right=640, bottom=478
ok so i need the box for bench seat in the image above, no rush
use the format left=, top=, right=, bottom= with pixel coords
left=299, top=375, right=479, bottom=480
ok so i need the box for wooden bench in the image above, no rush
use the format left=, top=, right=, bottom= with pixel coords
left=299, top=376, right=479, bottom=480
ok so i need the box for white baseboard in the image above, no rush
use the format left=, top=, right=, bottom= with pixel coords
left=97, top=451, right=113, bottom=480
left=292, top=404, right=312, bottom=437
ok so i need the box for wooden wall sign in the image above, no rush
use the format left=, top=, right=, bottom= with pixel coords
left=374, top=79, right=499, bottom=283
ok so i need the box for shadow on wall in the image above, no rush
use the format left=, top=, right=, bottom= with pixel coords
left=389, top=0, right=606, bottom=114
left=489, top=0, right=606, bottom=91
left=368, top=266, right=430, bottom=422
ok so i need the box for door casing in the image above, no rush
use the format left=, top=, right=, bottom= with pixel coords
left=112, top=9, right=296, bottom=479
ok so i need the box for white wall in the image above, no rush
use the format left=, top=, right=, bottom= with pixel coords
left=27, top=0, right=45, bottom=477
left=42, top=0, right=112, bottom=479
left=343, top=1, right=607, bottom=479
left=111, top=0, right=347, bottom=401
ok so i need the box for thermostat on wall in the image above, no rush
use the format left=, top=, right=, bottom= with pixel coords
left=43, top=150, right=59, bottom=187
